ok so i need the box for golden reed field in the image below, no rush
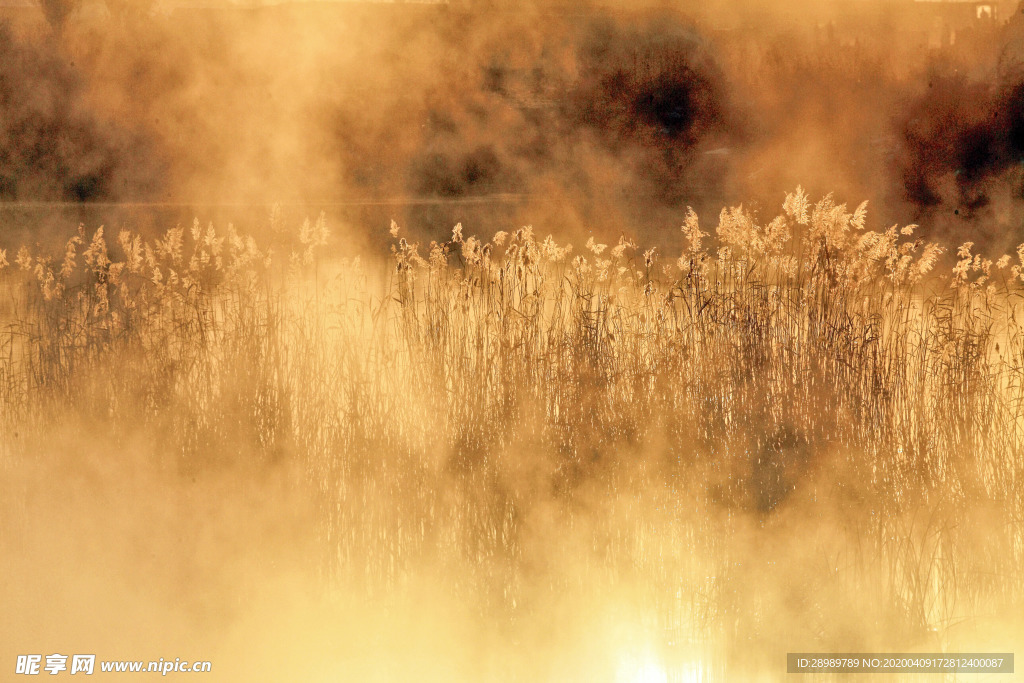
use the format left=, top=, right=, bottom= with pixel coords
left=2, top=0, right=1024, bottom=681
left=3, top=190, right=1024, bottom=680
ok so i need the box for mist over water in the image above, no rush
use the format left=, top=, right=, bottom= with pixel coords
left=2, top=1, right=1024, bottom=682
left=0, top=0, right=1021, bottom=240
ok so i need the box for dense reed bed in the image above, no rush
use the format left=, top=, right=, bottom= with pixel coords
left=2, top=190, right=1022, bottom=680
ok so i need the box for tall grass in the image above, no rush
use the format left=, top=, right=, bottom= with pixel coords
left=2, top=190, right=1023, bottom=680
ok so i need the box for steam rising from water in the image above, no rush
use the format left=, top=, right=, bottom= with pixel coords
left=0, top=25, right=160, bottom=202
left=0, top=1, right=1021, bottom=245
left=899, top=70, right=1024, bottom=216
left=2, top=1, right=1024, bottom=682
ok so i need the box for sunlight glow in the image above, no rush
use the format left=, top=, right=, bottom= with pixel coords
left=616, top=649, right=669, bottom=683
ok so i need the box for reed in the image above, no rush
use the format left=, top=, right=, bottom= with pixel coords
left=3, top=190, right=1022, bottom=679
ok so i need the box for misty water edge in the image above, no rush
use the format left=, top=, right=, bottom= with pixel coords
left=3, top=1, right=1024, bottom=681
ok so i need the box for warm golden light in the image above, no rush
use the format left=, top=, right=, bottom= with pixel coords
left=616, top=650, right=669, bottom=683
left=2, top=1, right=1024, bottom=681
